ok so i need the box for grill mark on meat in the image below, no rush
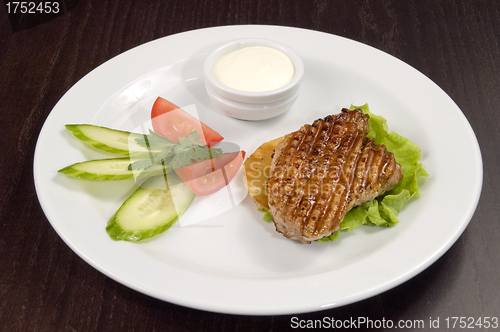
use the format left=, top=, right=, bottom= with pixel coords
left=311, top=124, right=360, bottom=236
left=329, top=127, right=363, bottom=231
left=299, top=121, right=335, bottom=235
left=268, top=108, right=403, bottom=243
left=288, top=120, right=323, bottom=219
left=361, top=141, right=375, bottom=189
left=330, top=130, right=364, bottom=233
left=294, top=119, right=334, bottom=235
left=288, top=119, right=330, bottom=223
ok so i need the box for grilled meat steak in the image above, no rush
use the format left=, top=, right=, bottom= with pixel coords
left=267, top=108, right=403, bottom=243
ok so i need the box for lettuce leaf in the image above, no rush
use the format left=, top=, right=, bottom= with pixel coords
left=259, top=208, right=274, bottom=222
left=318, top=104, right=428, bottom=242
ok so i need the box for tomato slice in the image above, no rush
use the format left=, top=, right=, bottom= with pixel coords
left=151, top=97, right=223, bottom=147
left=174, top=151, right=246, bottom=196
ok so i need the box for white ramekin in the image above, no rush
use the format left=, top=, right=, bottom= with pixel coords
left=204, top=38, right=304, bottom=121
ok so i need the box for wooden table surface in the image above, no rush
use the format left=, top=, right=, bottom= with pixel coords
left=1, top=1, right=499, bottom=331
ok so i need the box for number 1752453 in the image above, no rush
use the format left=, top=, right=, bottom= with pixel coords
left=445, top=317, right=498, bottom=329
left=5, top=2, right=60, bottom=14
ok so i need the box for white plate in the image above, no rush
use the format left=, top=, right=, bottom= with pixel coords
left=34, top=25, right=482, bottom=315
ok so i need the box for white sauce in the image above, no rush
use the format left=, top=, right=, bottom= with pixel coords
left=212, top=46, right=295, bottom=92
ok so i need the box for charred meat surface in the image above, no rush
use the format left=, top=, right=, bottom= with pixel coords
left=267, top=109, right=403, bottom=243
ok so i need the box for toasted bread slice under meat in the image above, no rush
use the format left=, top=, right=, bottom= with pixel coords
left=243, top=137, right=283, bottom=210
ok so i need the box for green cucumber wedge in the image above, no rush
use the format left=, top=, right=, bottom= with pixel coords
left=58, top=158, right=170, bottom=180
left=65, top=124, right=161, bottom=156
left=106, top=173, right=195, bottom=241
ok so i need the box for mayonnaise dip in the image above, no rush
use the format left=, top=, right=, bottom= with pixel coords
left=211, top=46, right=295, bottom=92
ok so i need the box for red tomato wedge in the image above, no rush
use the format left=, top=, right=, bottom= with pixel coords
left=174, top=151, right=246, bottom=196
left=151, top=97, right=223, bottom=147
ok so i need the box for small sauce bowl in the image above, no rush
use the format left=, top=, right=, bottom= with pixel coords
left=204, top=38, right=304, bottom=121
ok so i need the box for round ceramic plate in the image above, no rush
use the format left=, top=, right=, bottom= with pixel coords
left=34, top=25, right=482, bottom=315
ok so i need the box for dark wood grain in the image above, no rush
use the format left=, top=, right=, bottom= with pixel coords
left=1, top=1, right=499, bottom=331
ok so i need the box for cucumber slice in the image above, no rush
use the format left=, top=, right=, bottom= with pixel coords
left=58, top=158, right=170, bottom=180
left=106, top=173, right=195, bottom=241
left=65, top=124, right=161, bottom=156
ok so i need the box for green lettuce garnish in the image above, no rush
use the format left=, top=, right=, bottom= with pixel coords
left=318, top=104, right=428, bottom=242
left=259, top=208, right=274, bottom=222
